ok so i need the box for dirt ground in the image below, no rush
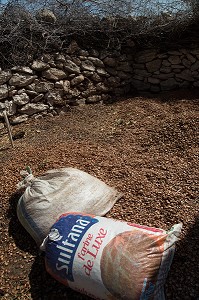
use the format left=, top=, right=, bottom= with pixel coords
left=0, top=89, right=199, bottom=300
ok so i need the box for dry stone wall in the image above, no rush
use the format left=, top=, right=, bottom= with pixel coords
left=0, top=45, right=199, bottom=125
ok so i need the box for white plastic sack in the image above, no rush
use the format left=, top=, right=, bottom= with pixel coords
left=17, top=167, right=122, bottom=246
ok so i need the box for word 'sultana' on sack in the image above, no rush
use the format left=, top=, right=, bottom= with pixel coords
left=42, top=213, right=182, bottom=300
left=17, top=168, right=122, bottom=246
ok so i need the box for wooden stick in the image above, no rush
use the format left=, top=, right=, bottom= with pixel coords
left=3, top=110, right=14, bottom=148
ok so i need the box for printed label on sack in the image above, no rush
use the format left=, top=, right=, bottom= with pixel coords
left=45, top=213, right=176, bottom=300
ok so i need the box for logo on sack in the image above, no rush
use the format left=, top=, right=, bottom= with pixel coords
left=46, top=214, right=98, bottom=282
left=49, top=228, right=63, bottom=241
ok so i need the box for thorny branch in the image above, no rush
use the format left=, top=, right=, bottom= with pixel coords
left=0, top=0, right=198, bottom=68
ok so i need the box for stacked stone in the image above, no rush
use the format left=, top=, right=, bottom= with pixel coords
left=0, top=49, right=133, bottom=124
left=132, top=49, right=199, bottom=92
left=1, top=45, right=199, bottom=125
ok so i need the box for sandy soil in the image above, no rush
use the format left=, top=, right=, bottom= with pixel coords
left=0, top=90, right=198, bottom=300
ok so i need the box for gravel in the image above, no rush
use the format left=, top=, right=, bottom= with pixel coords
left=0, top=90, right=199, bottom=300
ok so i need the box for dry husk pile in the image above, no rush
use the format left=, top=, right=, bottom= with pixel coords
left=0, top=90, right=198, bottom=300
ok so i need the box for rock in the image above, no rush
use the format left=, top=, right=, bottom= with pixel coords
left=133, top=75, right=144, bottom=81
left=17, top=88, right=26, bottom=95
left=171, top=65, right=184, bottom=69
left=91, top=73, right=101, bottom=82
left=71, top=57, right=81, bottom=66
left=67, top=88, right=81, bottom=98
left=26, top=90, right=39, bottom=97
left=55, top=62, right=64, bottom=69
left=0, top=84, right=8, bottom=100
left=89, top=49, right=99, bottom=57
left=34, top=114, right=43, bottom=120
left=11, top=66, right=33, bottom=74
left=45, top=91, right=65, bottom=106
left=19, top=103, right=48, bottom=115
left=36, top=8, right=56, bottom=23
left=0, top=122, right=4, bottom=129
left=8, top=89, right=18, bottom=97
left=0, top=102, right=5, bottom=110
left=191, top=61, right=199, bottom=71
left=146, top=59, right=162, bottom=73
left=106, top=67, right=118, bottom=76
left=55, top=81, right=63, bottom=89
left=96, top=68, right=109, bottom=77
left=168, top=56, right=181, bottom=64
left=54, top=54, right=66, bottom=63
left=82, top=86, right=97, bottom=97
left=79, top=56, right=86, bottom=61
left=63, top=80, right=70, bottom=93
left=9, top=74, right=35, bottom=87
left=74, top=98, right=86, bottom=105
left=78, top=49, right=89, bottom=56
left=86, top=95, right=102, bottom=103
left=162, top=60, right=171, bottom=67
left=35, top=81, right=54, bottom=93
left=193, top=81, right=199, bottom=87
left=168, top=50, right=181, bottom=55
left=158, top=53, right=168, bottom=59
left=148, top=77, right=160, bottom=84
left=96, top=83, right=109, bottom=92
left=49, top=62, right=57, bottom=68
left=82, top=71, right=93, bottom=77
left=131, top=79, right=150, bottom=91
left=13, top=93, right=29, bottom=106
left=11, top=115, right=28, bottom=124
left=186, top=53, right=196, bottom=64
left=160, top=78, right=178, bottom=90
left=32, top=60, right=50, bottom=71
left=0, top=100, right=16, bottom=117
left=107, top=76, right=120, bottom=87
left=134, top=69, right=151, bottom=76
left=64, top=60, right=80, bottom=74
left=103, top=57, right=117, bottom=67
left=81, top=60, right=95, bottom=72
left=153, top=73, right=174, bottom=80
left=31, top=94, right=44, bottom=103
left=160, top=67, right=172, bottom=74
left=42, top=68, right=67, bottom=80
left=175, top=70, right=194, bottom=81
left=88, top=57, right=104, bottom=67
left=150, top=85, right=160, bottom=93
left=101, top=94, right=111, bottom=101
left=99, top=50, right=109, bottom=60
left=182, top=59, right=191, bottom=68
left=0, top=71, right=12, bottom=84
left=117, top=71, right=132, bottom=79
left=132, top=63, right=145, bottom=70
left=136, top=50, right=157, bottom=63
left=117, top=62, right=133, bottom=72
left=71, top=75, right=84, bottom=86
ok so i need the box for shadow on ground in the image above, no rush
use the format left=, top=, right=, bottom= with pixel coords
left=165, top=216, right=199, bottom=300
left=7, top=192, right=90, bottom=300
left=8, top=192, right=199, bottom=300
